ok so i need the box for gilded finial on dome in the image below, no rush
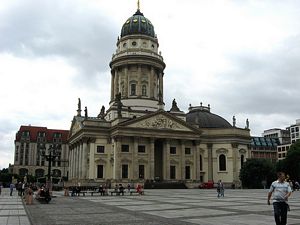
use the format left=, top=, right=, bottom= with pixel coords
left=137, top=0, right=140, bottom=11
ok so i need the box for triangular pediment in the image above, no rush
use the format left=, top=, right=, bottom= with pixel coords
left=124, top=111, right=199, bottom=132
left=70, top=116, right=84, bottom=136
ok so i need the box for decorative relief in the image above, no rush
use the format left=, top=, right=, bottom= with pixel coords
left=138, top=158, right=148, bottom=163
left=216, top=148, right=228, bottom=154
left=131, top=115, right=188, bottom=130
left=71, top=121, right=82, bottom=135
left=185, top=159, right=193, bottom=165
left=95, top=158, right=107, bottom=164
left=239, top=149, right=247, bottom=154
left=170, top=159, right=179, bottom=164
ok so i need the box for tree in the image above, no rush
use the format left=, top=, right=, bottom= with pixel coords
left=239, top=158, right=276, bottom=188
left=276, top=140, right=300, bottom=181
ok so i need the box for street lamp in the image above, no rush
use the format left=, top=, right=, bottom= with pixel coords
left=40, top=144, right=61, bottom=190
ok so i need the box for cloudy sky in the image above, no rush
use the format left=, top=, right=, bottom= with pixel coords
left=0, top=0, right=299, bottom=169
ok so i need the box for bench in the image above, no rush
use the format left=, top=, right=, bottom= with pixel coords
left=130, top=190, right=144, bottom=195
left=110, top=190, right=125, bottom=196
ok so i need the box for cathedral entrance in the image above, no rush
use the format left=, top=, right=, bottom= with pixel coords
left=154, top=139, right=164, bottom=181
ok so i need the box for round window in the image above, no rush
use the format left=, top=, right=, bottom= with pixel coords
left=123, top=43, right=127, bottom=48
left=132, top=41, right=137, bottom=46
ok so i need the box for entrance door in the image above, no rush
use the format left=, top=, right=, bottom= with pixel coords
left=154, top=139, right=164, bottom=181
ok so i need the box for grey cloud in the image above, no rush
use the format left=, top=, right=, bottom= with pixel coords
left=0, top=0, right=117, bottom=87
left=211, top=36, right=300, bottom=116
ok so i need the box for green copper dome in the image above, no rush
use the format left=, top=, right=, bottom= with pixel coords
left=121, top=10, right=155, bottom=38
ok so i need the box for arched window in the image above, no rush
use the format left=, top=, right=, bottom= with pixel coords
left=200, top=155, right=203, bottom=171
left=35, top=169, right=44, bottom=178
left=52, top=169, right=61, bottom=177
left=19, top=168, right=28, bottom=177
left=130, top=83, right=136, bottom=96
left=142, top=85, right=147, bottom=96
left=241, top=155, right=244, bottom=168
left=219, top=154, right=226, bottom=171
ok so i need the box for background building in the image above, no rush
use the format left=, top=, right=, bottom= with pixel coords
left=13, top=125, right=69, bottom=180
left=250, top=136, right=279, bottom=163
left=289, top=119, right=300, bottom=144
left=262, top=128, right=290, bottom=145
left=262, top=119, right=299, bottom=161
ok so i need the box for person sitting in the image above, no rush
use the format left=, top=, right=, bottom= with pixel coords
left=136, top=184, right=143, bottom=195
left=119, top=184, right=125, bottom=196
left=98, top=185, right=104, bottom=196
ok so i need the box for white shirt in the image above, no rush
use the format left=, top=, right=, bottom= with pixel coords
left=269, top=180, right=292, bottom=203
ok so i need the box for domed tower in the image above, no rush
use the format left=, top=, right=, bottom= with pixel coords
left=108, top=3, right=166, bottom=118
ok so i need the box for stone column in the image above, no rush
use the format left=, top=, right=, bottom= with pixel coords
left=79, top=143, right=83, bottom=179
left=69, top=148, right=72, bottom=179
left=164, top=140, right=170, bottom=180
left=149, top=138, right=155, bottom=179
left=125, top=66, right=128, bottom=97
left=71, top=148, right=74, bottom=179
left=137, top=65, right=142, bottom=97
left=207, top=143, right=213, bottom=181
left=114, top=69, right=118, bottom=98
left=113, top=137, right=120, bottom=180
left=231, top=143, right=238, bottom=182
left=132, top=137, right=139, bottom=179
left=158, top=72, right=163, bottom=99
left=180, top=141, right=185, bottom=180
left=150, top=67, right=154, bottom=98
left=73, top=146, right=76, bottom=179
left=76, top=144, right=80, bottom=179
left=88, top=141, right=95, bottom=179
left=195, top=142, right=201, bottom=180
left=111, top=71, right=114, bottom=101
left=161, top=72, right=164, bottom=100
left=193, top=144, right=197, bottom=180
left=82, top=141, right=88, bottom=179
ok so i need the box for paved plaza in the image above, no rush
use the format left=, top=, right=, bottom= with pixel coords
left=1, top=188, right=300, bottom=225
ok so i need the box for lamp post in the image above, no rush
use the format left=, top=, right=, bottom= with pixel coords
left=40, top=144, right=61, bottom=191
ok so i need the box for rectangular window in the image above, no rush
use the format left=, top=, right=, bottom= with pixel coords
left=185, top=166, right=191, bottom=179
left=139, top=165, right=145, bottom=179
left=185, top=148, right=191, bottom=155
left=97, top=145, right=105, bottom=153
left=170, top=147, right=176, bottom=154
left=130, top=83, right=136, bottom=95
left=170, top=165, right=176, bottom=179
left=138, top=145, right=146, bottom=153
left=97, top=165, right=104, bottom=178
left=121, top=145, right=129, bottom=152
left=122, top=164, right=128, bottom=178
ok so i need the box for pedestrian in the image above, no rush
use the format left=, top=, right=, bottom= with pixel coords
left=127, top=183, right=131, bottom=192
left=217, top=180, right=224, bottom=198
left=0, top=182, right=2, bottom=195
left=10, top=183, right=14, bottom=196
left=268, top=171, right=292, bottom=225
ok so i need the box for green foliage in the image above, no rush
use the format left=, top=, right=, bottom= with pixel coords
left=239, top=158, right=276, bottom=188
left=26, top=175, right=37, bottom=183
left=276, top=140, right=300, bottom=180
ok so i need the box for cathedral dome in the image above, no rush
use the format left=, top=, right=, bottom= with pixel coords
left=186, top=105, right=232, bottom=129
left=121, top=10, right=155, bottom=38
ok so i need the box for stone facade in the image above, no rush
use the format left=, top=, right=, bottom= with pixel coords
left=67, top=6, right=251, bottom=187
left=13, top=126, right=69, bottom=179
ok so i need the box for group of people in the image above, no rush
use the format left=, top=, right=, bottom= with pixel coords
left=8, top=181, right=35, bottom=205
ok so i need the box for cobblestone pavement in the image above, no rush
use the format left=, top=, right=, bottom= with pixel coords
left=0, top=188, right=30, bottom=225
left=23, top=189, right=300, bottom=225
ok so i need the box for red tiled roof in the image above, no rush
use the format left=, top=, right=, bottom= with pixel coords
left=15, top=125, right=69, bottom=143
